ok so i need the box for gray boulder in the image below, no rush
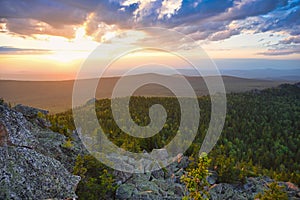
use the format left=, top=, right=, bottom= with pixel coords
left=207, top=170, right=218, bottom=185
left=115, top=152, right=190, bottom=200
left=116, top=183, right=136, bottom=199
left=209, top=183, right=241, bottom=200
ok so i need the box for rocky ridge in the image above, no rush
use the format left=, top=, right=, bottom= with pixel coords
left=0, top=102, right=83, bottom=199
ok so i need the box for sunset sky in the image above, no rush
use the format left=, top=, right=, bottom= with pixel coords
left=0, top=0, right=299, bottom=80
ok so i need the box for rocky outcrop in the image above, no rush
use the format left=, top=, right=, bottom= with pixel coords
left=89, top=149, right=181, bottom=174
left=115, top=170, right=300, bottom=200
left=115, top=153, right=188, bottom=199
left=0, top=102, right=81, bottom=199
left=113, top=149, right=300, bottom=200
left=13, top=104, right=51, bottom=128
left=0, top=147, right=80, bottom=199
left=13, top=104, right=48, bottom=118
left=209, top=176, right=300, bottom=200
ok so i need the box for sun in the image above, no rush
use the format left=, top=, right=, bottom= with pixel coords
left=41, top=26, right=98, bottom=63
left=44, top=51, right=89, bottom=63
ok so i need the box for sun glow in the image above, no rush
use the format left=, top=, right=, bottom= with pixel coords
left=75, top=27, right=86, bottom=41
left=102, top=31, right=117, bottom=42
left=40, top=26, right=97, bottom=63
left=44, top=51, right=89, bottom=63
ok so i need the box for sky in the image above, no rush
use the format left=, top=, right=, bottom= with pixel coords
left=0, top=0, right=300, bottom=80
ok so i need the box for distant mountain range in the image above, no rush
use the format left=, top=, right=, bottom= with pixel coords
left=1, top=67, right=299, bottom=81
left=220, top=68, right=300, bottom=81
left=0, top=74, right=296, bottom=113
left=177, top=68, right=300, bottom=81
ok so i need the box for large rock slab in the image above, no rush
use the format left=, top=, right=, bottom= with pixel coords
left=0, top=147, right=80, bottom=199
left=0, top=102, right=81, bottom=199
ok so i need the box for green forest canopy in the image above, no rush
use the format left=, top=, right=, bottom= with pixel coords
left=49, top=83, right=300, bottom=188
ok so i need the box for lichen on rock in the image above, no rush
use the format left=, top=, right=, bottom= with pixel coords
left=0, top=102, right=81, bottom=199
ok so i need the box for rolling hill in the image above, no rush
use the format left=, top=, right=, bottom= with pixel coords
left=0, top=74, right=292, bottom=113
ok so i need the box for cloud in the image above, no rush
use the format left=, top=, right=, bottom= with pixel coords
left=215, top=0, right=288, bottom=21
left=5, top=18, right=76, bottom=38
left=0, top=0, right=87, bottom=27
left=173, top=20, right=229, bottom=41
left=0, top=20, right=7, bottom=33
left=158, top=0, right=183, bottom=19
left=257, top=4, right=300, bottom=34
left=162, top=0, right=234, bottom=28
left=209, top=26, right=240, bottom=41
left=0, top=0, right=87, bottom=38
left=280, top=36, right=300, bottom=44
left=120, top=0, right=162, bottom=22
left=258, top=45, right=300, bottom=55
left=156, top=0, right=292, bottom=43
left=0, top=0, right=299, bottom=56
left=0, top=0, right=130, bottom=38
left=0, top=46, right=51, bottom=54
left=174, top=0, right=290, bottom=41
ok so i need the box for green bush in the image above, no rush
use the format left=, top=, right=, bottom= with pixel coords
left=181, top=153, right=210, bottom=200
left=73, top=155, right=117, bottom=200
left=255, top=182, right=288, bottom=200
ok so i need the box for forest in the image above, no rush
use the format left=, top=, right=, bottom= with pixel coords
left=48, top=83, right=300, bottom=198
